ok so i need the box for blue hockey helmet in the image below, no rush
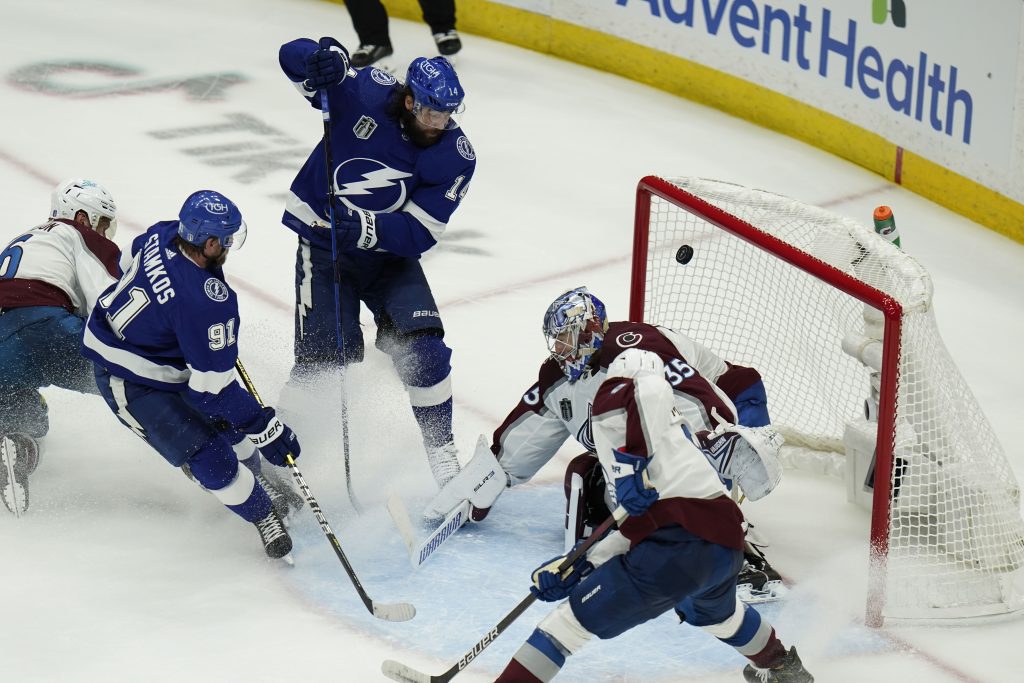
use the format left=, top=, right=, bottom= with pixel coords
left=543, top=287, right=609, bottom=383
left=405, top=56, right=465, bottom=129
left=177, top=190, right=247, bottom=249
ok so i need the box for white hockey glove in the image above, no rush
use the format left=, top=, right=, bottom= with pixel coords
left=423, top=434, right=509, bottom=521
left=698, top=423, right=784, bottom=501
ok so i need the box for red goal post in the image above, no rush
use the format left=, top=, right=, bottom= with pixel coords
left=630, top=176, right=1024, bottom=626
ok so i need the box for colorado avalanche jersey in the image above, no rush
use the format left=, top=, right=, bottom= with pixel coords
left=0, top=218, right=120, bottom=315
left=82, top=222, right=261, bottom=426
left=279, top=38, right=476, bottom=258
left=492, top=322, right=742, bottom=485
left=591, top=369, right=745, bottom=549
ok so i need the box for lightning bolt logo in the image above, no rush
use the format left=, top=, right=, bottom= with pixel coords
left=336, top=167, right=412, bottom=196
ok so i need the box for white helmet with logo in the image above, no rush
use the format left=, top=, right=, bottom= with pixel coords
left=50, top=178, right=118, bottom=238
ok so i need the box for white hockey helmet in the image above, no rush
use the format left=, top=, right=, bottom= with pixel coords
left=50, top=178, right=118, bottom=238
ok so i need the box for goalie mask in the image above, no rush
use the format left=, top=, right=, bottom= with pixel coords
left=543, top=287, right=609, bottom=383
left=50, top=178, right=118, bottom=238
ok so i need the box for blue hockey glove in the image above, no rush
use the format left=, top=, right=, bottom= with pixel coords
left=530, top=548, right=594, bottom=602
left=304, top=36, right=350, bottom=90
left=335, top=208, right=377, bottom=251
left=242, top=407, right=301, bottom=467
left=610, top=448, right=659, bottom=516
left=291, top=208, right=377, bottom=253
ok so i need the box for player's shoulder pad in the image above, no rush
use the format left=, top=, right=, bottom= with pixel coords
left=537, top=356, right=568, bottom=394
left=599, top=321, right=679, bottom=369
left=419, top=127, right=476, bottom=181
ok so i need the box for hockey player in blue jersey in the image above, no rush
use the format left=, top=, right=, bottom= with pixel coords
left=494, top=349, right=813, bottom=683
left=82, top=191, right=302, bottom=560
left=278, top=36, right=476, bottom=490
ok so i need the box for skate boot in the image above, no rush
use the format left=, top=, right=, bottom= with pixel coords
left=426, top=440, right=460, bottom=489
left=257, top=467, right=305, bottom=516
left=736, top=546, right=786, bottom=604
left=254, top=508, right=293, bottom=560
left=743, top=647, right=813, bottom=682
left=0, top=433, right=40, bottom=517
left=432, top=30, right=462, bottom=57
left=350, top=44, right=393, bottom=69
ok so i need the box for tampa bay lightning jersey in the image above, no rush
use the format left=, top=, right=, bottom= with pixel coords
left=81, top=221, right=261, bottom=427
left=279, top=38, right=477, bottom=258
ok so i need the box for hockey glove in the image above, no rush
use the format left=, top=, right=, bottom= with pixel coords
left=242, top=407, right=301, bottom=468
left=335, top=208, right=378, bottom=251
left=290, top=208, right=377, bottom=253
left=530, top=547, right=594, bottom=603
left=610, top=448, right=659, bottom=516
left=304, top=36, right=350, bottom=90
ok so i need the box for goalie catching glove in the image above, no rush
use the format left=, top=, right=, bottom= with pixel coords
left=693, top=422, right=783, bottom=501
left=423, top=434, right=509, bottom=521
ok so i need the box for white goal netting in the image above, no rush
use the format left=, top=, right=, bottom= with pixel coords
left=634, top=176, right=1024, bottom=622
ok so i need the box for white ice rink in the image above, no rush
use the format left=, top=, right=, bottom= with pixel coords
left=1, top=0, right=1022, bottom=681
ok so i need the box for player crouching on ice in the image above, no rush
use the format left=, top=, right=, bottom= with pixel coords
left=494, top=349, right=813, bottom=683
left=0, top=179, right=121, bottom=516
left=82, top=191, right=303, bottom=560
left=426, top=287, right=785, bottom=601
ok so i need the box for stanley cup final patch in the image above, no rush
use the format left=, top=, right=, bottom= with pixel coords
left=353, top=115, right=378, bottom=140
left=560, top=398, right=573, bottom=421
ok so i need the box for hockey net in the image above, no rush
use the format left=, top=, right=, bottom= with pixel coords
left=631, top=176, right=1024, bottom=624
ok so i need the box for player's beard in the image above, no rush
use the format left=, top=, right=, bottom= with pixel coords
left=206, top=249, right=228, bottom=271
left=400, top=109, right=442, bottom=148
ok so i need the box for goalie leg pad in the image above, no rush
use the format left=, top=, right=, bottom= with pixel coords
left=563, top=453, right=610, bottom=545
left=423, top=434, right=508, bottom=520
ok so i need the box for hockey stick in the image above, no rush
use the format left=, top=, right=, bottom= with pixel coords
left=319, top=87, right=362, bottom=515
left=387, top=494, right=472, bottom=568
left=381, top=506, right=628, bottom=683
left=234, top=359, right=415, bottom=622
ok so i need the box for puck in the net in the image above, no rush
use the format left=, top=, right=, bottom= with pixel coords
left=675, top=244, right=694, bottom=264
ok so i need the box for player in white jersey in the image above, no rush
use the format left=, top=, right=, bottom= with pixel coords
left=494, top=349, right=813, bottom=683
left=425, top=287, right=785, bottom=595
left=0, top=179, right=120, bottom=516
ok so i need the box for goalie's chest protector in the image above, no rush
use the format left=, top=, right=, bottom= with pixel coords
left=542, top=369, right=607, bottom=451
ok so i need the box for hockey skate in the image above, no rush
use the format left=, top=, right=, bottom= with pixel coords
left=743, top=647, right=813, bottom=682
left=254, top=508, right=293, bottom=562
left=432, top=30, right=462, bottom=57
left=0, top=433, right=40, bottom=517
left=737, top=545, right=787, bottom=604
left=350, top=44, right=394, bottom=69
left=426, top=440, right=461, bottom=489
left=254, top=469, right=305, bottom=522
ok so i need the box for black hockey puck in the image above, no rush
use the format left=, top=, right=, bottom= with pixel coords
left=675, top=244, right=694, bottom=264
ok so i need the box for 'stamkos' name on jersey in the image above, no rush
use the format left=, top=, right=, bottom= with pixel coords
left=142, top=233, right=175, bottom=304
